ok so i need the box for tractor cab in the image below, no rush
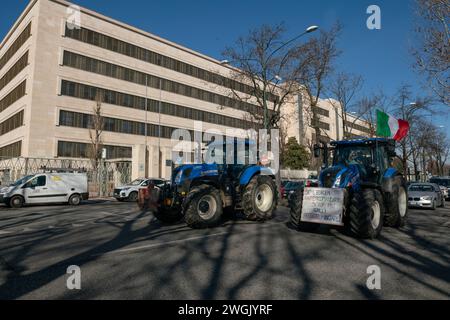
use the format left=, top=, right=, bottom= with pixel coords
left=314, top=138, right=396, bottom=188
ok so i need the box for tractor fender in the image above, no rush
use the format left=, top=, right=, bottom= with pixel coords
left=239, top=166, right=275, bottom=186
left=381, top=168, right=405, bottom=193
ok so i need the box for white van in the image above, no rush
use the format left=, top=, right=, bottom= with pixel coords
left=0, top=173, right=89, bottom=208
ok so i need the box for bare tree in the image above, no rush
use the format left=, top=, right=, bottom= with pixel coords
left=391, top=84, right=435, bottom=179
left=429, top=129, right=450, bottom=176
left=327, top=72, right=364, bottom=139
left=296, top=23, right=341, bottom=145
left=412, top=0, right=449, bottom=105
left=222, top=23, right=317, bottom=131
left=88, top=93, right=104, bottom=171
left=353, top=91, right=388, bottom=138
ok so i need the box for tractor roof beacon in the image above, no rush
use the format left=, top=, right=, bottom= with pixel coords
left=151, top=140, right=278, bottom=229
left=289, top=138, right=408, bottom=239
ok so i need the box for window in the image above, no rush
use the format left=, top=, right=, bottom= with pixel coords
left=59, top=80, right=252, bottom=129
left=313, top=106, right=330, bottom=118
left=25, top=175, right=46, bottom=188
left=0, top=110, right=24, bottom=135
left=0, top=23, right=31, bottom=72
left=0, top=80, right=26, bottom=113
left=0, top=140, right=21, bottom=158
left=0, top=51, right=28, bottom=91
left=63, top=25, right=279, bottom=104
left=57, top=141, right=132, bottom=159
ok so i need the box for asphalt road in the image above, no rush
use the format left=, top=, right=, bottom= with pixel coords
left=0, top=199, right=448, bottom=299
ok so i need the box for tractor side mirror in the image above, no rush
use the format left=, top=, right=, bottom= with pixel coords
left=313, top=144, right=321, bottom=158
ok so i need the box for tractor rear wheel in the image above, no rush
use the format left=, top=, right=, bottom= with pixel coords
left=242, top=175, right=277, bottom=221
left=185, top=185, right=223, bottom=228
left=153, top=206, right=183, bottom=224
left=349, top=189, right=385, bottom=239
left=385, top=178, right=408, bottom=228
left=289, top=188, right=320, bottom=232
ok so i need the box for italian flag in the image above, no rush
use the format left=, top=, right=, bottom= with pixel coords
left=376, top=110, right=410, bottom=141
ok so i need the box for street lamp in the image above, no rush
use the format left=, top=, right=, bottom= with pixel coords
left=219, top=25, right=319, bottom=67
left=306, top=25, right=319, bottom=33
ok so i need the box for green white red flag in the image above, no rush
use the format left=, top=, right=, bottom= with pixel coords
left=376, top=110, right=410, bottom=141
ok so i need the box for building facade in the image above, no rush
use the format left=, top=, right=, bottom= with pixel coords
left=0, top=0, right=269, bottom=179
left=282, top=94, right=372, bottom=148
left=0, top=0, right=372, bottom=181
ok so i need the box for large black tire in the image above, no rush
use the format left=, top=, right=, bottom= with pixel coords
left=9, top=195, right=24, bottom=209
left=184, top=185, right=223, bottom=228
left=128, top=191, right=138, bottom=202
left=349, top=189, right=385, bottom=239
left=153, top=206, right=183, bottom=224
left=288, top=188, right=320, bottom=232
left=242, top=175, right=277, bottom=221
left=68, top=194, right=81, bottom=206
left=385, top=178, right=408, bottom=228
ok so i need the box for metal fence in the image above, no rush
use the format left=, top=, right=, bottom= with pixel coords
left=0, top=157, right=132, bottom=197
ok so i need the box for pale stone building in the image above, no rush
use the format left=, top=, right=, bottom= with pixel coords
left=0, top=0, right=372, bottom=181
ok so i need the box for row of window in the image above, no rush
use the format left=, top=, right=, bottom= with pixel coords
left=64, top=24, right=278, bottom=103
left=59, top=109, right=193, bottom=140
left=344, top=120, right=371, bottom=134
left=0, top=51, right=28, bottom=92
left=0, top=140, right=21, bottom=158
left=313, top=106, right=330, bottom=118
left=57, top=140, right=132, bottom=159
left=60, top=80, right=254, bottom=129
left=0, top=23, right=31, bottom=72
left=312, top=119, right=330, bottom=131
left=0, top=110, right=23, bottom=136
left=62, top=51, right=262, bottom=115
left=0, top=80, right=26, bottom=113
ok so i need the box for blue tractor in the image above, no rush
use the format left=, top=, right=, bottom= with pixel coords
left=289, top=138, right=408, bottom=239
left=152, top=140, right=278, bottom=228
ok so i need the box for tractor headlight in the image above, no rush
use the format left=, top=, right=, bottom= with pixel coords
left=333, top=176, right=341, bottom=188
left=421, top=196, right=432, bottom=201
left=174, top=170, right=183, bottom=184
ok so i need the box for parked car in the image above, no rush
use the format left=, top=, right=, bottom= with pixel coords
left=282, top=180, right=304, bottom=199
left=429, top=177, right=450, bottom=200
left=408, top=183, right=444, bottom=210
left=114, top=178, right=165, bottom=201
left=0, top=172, right=88, bottom=208
left=305, top=174, right=319, bottom=187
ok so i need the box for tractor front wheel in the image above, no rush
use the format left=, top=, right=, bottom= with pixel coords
left=289, top=188, right=320, bottom=232
left=185, top=185, right=223, bottom=228
left=242, top=175, right=277, bottom=221
left=349, top=189, right=385, bottom=239
left=385, top=179, right=408, bottom=228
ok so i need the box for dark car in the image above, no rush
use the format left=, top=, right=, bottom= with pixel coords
left=282, top=181, right=304, bottom=199
left=429, top=177, right=450, bottom=200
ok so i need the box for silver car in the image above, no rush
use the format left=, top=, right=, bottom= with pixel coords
left=408, top=183, right=444, bottom=210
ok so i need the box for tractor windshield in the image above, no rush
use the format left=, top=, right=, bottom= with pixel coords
left=333, top=145, right=373, bottom=168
